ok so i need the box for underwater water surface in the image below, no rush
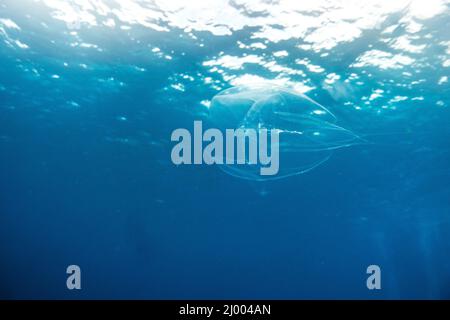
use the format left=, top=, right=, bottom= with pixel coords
left=0, top=0, right=450, bottom=299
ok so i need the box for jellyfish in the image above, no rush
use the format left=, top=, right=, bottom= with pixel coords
left=207, top=84, right=365, bottom=181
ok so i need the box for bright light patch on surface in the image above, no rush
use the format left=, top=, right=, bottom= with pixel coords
left=438, top=76, right=448, bottom=84
left=0, top=18, right=20, bottom=30
left=36, top=0, right=448, bottom=46
left=203, top=55, right=262, bottom=70
left=171, top=83, right=185, bottom=91
left=229, top=74, right=314, bottom=94
left=200, top=100, right=211, bottom=108
left=408, top=0, right=447, bottom=19
left=369, top=89, right=384, bottom=101
left=15, top=40, right=29, bottom=49
left=250, top=42, right=267, bottom=49
left=263, top=61, right=304, bottom=76
left=296, top=59, right=325, bottom=73
left=352, top=50, right=414, bottom=69
left=1, top=0, right=448, bottom=106
left=390, top=96, right=408, bottom=103
left=390, top=36, right=426, bottom=53
left=325, top=73, right=340, bottom=84
left=273, top=50, right=288, bottom=57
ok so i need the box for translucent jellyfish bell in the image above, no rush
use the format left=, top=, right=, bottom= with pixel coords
left=208, top=84, right=364, bottom=181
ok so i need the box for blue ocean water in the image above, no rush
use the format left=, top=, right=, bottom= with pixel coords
left=0, top=0, right=450, bottom=299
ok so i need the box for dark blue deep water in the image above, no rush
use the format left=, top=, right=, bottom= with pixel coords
left=1, top=0, right=450, bottom=299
